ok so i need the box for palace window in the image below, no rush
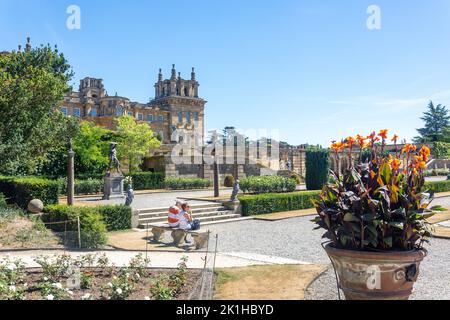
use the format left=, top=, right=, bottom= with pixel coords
left=194, top=112, right=199, bottom=122
left=158, top=115, right=164, bottom=122
left=116, top=106, right=124, bottom=116
left=128, top=111, right=133, bottom=116
left=147, top=114, right=154, bottom=122
left=178, top=111, right=183, bottom=123
left=186, top=112, right=191, bottom=123
left=137, top=113, right=143, bottom=121
left=60, top=106, right=68, bottom=116
left=73, top=108, right=81, bottom=118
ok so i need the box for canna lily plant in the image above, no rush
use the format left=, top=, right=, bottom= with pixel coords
left=314, top=130, right=435, bottom=251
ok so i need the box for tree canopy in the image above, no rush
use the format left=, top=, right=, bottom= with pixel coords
left=115, top=115, right=161, bottom=172
left=0, top=44, right=75, bottom=175
left=415, top=101, right=450, bottom=143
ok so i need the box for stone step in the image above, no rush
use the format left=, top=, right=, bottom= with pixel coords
left=138, top=210, right=234, bottom=224
left=138, top=206, right=227, bottom=219
left=138, top=213, right=241, bottom=229
left=136, top=203, right=222, bottom=214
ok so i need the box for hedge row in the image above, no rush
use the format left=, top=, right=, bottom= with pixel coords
left=424, top=180, right=450, bottom=193
left=42, top=204, right=132, bottom=248
left=0, top=176, right=60, bottom=209
left=240, top=176, right=297, bottom=194
left=164, top=177, right=211, bottom=190
left=238, top=191, right=321, bottom=216
left=57, top=178, right=104, bottom=195
left=128, top=172, right=165, bottom=190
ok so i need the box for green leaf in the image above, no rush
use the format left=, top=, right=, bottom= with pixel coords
left=379, top=163, right=392, bottom=184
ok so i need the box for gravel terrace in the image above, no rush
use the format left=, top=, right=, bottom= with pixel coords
left=207, top=196, right=450, bottom=300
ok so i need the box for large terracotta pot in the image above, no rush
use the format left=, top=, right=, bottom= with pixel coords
left=324, top=244, right=427, bottom=300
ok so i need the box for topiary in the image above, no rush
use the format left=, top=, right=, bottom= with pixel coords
left=305, top=149, right=330, bottom=190
left=224, top=175, right=235, bottom=188
left=289, top=173, right=301, bottom=185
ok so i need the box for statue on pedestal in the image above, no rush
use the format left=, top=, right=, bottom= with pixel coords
left=103, top=142, right=125, bottom=200
left=107, top=142, right=122, bottom=175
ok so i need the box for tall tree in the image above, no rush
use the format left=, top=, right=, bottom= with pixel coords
left=0, top=44, right=74, bottom=175
left=115, top=115, right=161, bottom=173
left=415, top=101, right=450, bottom=143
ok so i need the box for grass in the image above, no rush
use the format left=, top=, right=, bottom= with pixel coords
left=214, top=264, right=328, bottom=300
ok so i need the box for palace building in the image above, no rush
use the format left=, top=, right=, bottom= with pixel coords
left=61, top=64, right=206, bottom=146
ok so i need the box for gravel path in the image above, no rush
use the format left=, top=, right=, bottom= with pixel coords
left=207, top=196, right=450, bottom=300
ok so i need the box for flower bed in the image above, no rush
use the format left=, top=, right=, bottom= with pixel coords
left=0, top=254, right=200, bottom=300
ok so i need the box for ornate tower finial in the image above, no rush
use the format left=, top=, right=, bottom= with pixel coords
left=25, top=37, right=31, bottom=52
left=18, top=45, right=22, bottom=52
left=171, top=64, right=177, bottom=80
left=191, top=67, right=196, bottom=81
left=178, top=72, right=181, bottom=80
left=158, top=68, right=163, bottom=82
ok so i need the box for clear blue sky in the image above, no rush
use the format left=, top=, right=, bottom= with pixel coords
left=1, top=0, right=450, bottom=146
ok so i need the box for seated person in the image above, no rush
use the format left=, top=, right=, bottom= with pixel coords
left=179, top=203, right=201, bottom=231
left=168, top=200, right=184, bottom=228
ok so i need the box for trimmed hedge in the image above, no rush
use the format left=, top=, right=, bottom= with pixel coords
left=97, top=205, right=132, bottom=231
left=128, top=172, right=165, bottom=190
left=42, top=205, right=107, bottom=249
left=0, top=176, right=60, bottom=209
left=224, top=175, right=235, bottom=188
left=238, top=191, right=321, bottom=216
left=57, top=178, right=104, bottom=195
left=240, top=176, right=297, bottom=194
left=164, top=177, right=211, bottom=190
left=43, top=204, right=131, bottom=232
left=305, top=149, right=330, bottom=190
left=424, top=180, right=450, bottom=193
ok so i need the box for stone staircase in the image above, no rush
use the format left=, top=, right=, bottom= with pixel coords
left=136, top=202, right=246, bottom=229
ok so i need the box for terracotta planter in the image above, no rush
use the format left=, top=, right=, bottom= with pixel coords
left=324, top=244, right=427, bottom=300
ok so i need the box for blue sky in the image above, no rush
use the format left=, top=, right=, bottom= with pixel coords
left=1, top=0, right=450, bottom=146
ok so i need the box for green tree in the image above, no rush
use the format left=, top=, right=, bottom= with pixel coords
left=415, top=101, right=450, bottom=143
left=0, top=44, right=74, bottom=175
left=73, top=121, right=112, bottom=175
left=115, top=115, right=161, bottom=173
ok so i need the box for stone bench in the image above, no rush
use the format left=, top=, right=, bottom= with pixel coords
left=150, top=224, right=209, bottom=250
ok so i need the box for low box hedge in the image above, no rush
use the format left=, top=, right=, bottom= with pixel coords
left=96, top=205, right=132, bottom=231
left=0, top=176, right=60, bottom=209
left=128, top=172, right=165, bottom=190
left=238, top=191, right=321, bottom=216
left=424, top=180, right=450, bottom=193
left=43, top=204, right=131, bottom=233
left=164, top=177, right=211, bottom=190
left=240, top=176, right=297, bottom=194
left=42, top=205, right=107, bottom=249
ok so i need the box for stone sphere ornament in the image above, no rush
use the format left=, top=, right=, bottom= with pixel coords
left=28, top=199, right=44, bottom=214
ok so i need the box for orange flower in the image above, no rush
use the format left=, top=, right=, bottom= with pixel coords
left=417, top=161, right=427, bottom=169
left=378, top=129, right=389, bottom=140
left=389, top=158, right=401, bottom=171
left=419, top=146, right=431, bottom=161
left=412, top=168, right=419, bottom=175
left=346, top=136, right=356, bottom=149
left=391, top=134, right=399, bottom=143
left=331, top=142, right=346, bottom=152
left=370, top=170, right=376, bottom=179
left=401, top=144, right=417, bottom=154
left=356, top=134, right=367, bottom=148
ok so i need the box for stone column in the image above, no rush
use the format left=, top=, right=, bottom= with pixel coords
left=67, top=147, right=75, bottom=206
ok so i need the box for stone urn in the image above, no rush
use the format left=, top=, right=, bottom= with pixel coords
left=325, top=244, right=427, bottom=300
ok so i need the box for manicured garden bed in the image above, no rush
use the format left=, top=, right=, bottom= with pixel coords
left=0, top=254, right=200, bottom=300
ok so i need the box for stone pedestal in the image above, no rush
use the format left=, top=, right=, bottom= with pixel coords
left=103, top=173, right=125, bottom=200
left=222, top=200, right=241, bottom=214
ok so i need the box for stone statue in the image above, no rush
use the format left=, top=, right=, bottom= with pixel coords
left=125, top=184, right=134, bottom=206
left=108, top=142, right=122, bottom=174
left=231, top=179, right=240, bottom=201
